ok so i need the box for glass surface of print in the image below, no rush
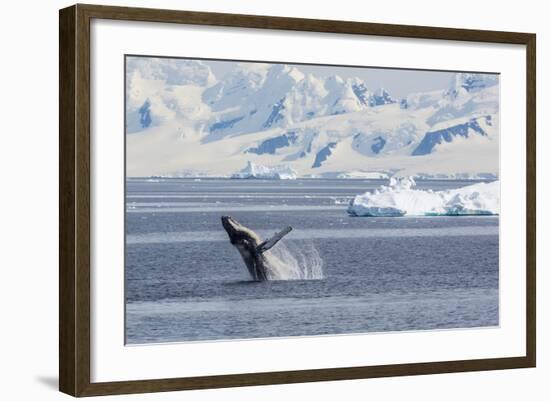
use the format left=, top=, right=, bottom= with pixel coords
left=125, top=56, right=500, bottom=344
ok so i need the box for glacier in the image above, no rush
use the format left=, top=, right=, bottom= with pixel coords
left=348, top=177, right=500, bottom=217
left=231, top=161, right=297, bottom=180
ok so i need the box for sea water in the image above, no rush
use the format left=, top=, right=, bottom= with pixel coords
left=125, top=178, right=499, bottom=344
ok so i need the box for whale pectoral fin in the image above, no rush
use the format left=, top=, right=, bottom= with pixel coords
left=257, top=226, right=292, bottom=253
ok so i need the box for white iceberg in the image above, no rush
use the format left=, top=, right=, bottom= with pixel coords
left=348, top=176, right=499, bottom=217
left=336, top=171, right=389, bottom=179
left=231, top=161, right=298, bottom=180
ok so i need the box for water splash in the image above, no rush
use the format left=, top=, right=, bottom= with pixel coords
left=264, top=240, right=324, bottom=280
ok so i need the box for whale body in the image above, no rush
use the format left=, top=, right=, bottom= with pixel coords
left=221, top=216, right=292, bottom=281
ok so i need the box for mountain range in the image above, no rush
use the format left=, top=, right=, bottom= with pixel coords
left=126, top=58, right=499, bottom=179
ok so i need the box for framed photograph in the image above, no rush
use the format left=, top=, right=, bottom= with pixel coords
left=59, top=4, right=536, bottom=397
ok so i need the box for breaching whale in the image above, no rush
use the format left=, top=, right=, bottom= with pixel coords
left=221, top=216, right=292, bottom=281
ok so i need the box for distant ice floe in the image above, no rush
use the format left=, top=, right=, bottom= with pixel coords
left=336, top=171, right=389, bottom=179
left=348, top=176, right=499, bottom=217
left=231, top=161, right=297, bottom=180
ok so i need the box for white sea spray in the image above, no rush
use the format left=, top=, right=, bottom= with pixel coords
left=265, top=240, right=324, bottom=280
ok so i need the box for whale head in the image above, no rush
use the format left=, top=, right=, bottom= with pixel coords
left=221, top=216, right=262, bottom=247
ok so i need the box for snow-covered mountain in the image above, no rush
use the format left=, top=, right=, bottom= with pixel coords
left=126, top=58, right=499, bottom=179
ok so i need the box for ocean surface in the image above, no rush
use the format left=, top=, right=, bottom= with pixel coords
left=125, top=178, right=499, bottom=344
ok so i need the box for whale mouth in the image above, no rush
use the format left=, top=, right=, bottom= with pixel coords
left=221, top=215, right=244, bottom=240
left=221, top=216, right=260, bottom=246
left=221, top=215, right=238, bottom=232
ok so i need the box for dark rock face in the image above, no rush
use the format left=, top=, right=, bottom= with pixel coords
left=263, top=97, right=286, bottom=128
left=138, top=99, right=152, bottom=128
left=352, top=83, right=369, bottom=105
left=369, top=89, right=396, bottom=107
left=460, top=74, right=493, bottom=92
left=412, top=117, right=488, bottom=156
left=371, top=136, right=387, bottom=154
left=312, top=142, right=337, bottom=168
left=247, top=132, right=298, bottom=155
left=209, top=116, right=244, bottom=132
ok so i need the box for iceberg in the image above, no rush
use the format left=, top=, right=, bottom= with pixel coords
left=232, top=161, right=297, bottom=180
left=348, top=177, right=499, bottom=217
left=336, top=171, right=389, bottom=179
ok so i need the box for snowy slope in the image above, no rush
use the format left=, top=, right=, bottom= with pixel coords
left=126, top=58, right=499, bottom=178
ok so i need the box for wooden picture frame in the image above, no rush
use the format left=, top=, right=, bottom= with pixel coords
left=59, top=3, right=536, bottom=397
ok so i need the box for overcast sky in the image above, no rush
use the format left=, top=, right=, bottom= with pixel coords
left=204, top=59, right=457, bottom=99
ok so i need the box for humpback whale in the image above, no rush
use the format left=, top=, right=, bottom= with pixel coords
left=221, top=216, right=292, bottom=281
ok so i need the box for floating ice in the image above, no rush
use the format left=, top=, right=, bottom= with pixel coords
left=348, top=177, right=499, bottom=217
left=336, top=171, right=389, bottom=179
left=231, top=161, right=297, bottom=180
